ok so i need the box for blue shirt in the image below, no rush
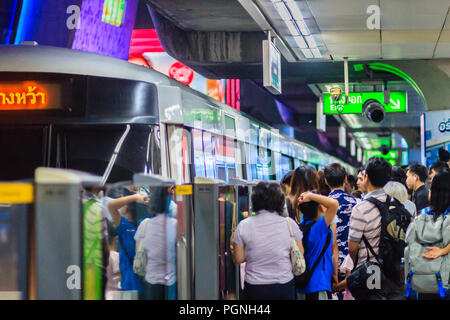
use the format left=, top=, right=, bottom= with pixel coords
left=297, top=216, right=334, bottom=294
left=329, top=189, right=358, bottom=267
left=117, top=216, right=141, bottom=292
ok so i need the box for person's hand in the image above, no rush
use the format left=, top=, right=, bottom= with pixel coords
left=297, top=191, right=314, bottom=204
left=422, top=247, right=444, bottom=259
left=135, top=193, right=150, bottom=204
left=333, top=280, right=346, bottom=292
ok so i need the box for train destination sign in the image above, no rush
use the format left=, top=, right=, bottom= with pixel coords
left=323, top=91, right=407, bottom=114
left=0, top=81, right=64, bottom=110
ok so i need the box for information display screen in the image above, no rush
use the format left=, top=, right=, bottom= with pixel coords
left=0, top=81, right=67, bottom=111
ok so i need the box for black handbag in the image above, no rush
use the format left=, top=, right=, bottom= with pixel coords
left=295, top=227, right=332, bottom=289
left=347, top=236, right=386, bottom=300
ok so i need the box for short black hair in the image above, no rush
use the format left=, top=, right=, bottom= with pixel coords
left=407, top=164, right=428, bottom=182
left=324, top=163, right=347, bottom=188
left=365, top=157, right=392, bottom=188
left=391, top=166, right=407, bottom=186
left=252, top=182, right=285, bottom=215
left=347, top=175, right=357, bottom=189
left=299, top=190, right=320, bottom=220
left=430, top=169, right=450, bottom=219
left=357, top=167, right=365, bottom=174
left=281, top=170, right=294, bottom=186
left=430, top=161, right=449, bottom=174
left=438, top=148, right=450, bottom=162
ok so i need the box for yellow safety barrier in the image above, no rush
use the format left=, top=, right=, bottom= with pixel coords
left=0, top=183, right=34, bottom=204
left=176, top=185, right=193, bottom=195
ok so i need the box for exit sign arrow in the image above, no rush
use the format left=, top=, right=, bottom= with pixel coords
left=389, top=99, right=401, bottom=110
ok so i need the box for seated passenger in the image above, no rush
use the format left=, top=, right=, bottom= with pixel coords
left=231, top=182, right=303, bottom=300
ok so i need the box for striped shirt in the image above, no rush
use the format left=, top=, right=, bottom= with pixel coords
left=348, top=189, right=387, bottom=268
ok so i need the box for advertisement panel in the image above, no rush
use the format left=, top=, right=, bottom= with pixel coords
left=424, top=110, right=450, bottom=167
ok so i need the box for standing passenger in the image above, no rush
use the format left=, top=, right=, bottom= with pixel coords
left=406, top=164, right=429, bottom=213
left=107, top=189, right=149, bottom=299
left=296, top=190, right=339, bottom=300
left=323, top=163, right=358, bottom=297
left=356, top=167, right=368, bottom=198
left=231, top=182, right=303, bottom=300
left=404, top=169, right=450, bottom=300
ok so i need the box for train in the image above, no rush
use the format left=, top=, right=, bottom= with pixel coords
left=0, top=44, right=357, bottom=300
left=0, top=45, right=356, bottom=184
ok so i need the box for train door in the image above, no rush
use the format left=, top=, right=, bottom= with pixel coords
left=126, top=173, right=192, bottom=300
left=165, top=125, right=192, bottom=185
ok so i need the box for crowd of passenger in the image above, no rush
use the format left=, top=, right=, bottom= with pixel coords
left=84, top=151, right=450, bottom=301
left=231, top=153, right=450, bottom=300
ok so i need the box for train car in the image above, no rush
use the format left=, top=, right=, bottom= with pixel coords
left=0, top=45, right=354, bottom=184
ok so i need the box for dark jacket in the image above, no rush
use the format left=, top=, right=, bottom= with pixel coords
left=412, top=185, right=429, bottom=213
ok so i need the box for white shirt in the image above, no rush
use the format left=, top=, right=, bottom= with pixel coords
left=134, top=214, right=177, bottom=286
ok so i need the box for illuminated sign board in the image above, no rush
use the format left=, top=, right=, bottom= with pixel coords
left=365, top=150, right=398, bottom=159
left=102, top=0, right=126, bottom=27
left=323, top=92, right=407, bottom=114
left=0, top=81, right=64, bottom=111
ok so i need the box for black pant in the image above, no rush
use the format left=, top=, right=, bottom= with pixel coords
left=242, top=279, right=295, bottom=300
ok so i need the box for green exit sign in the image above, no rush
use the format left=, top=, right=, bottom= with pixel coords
left=366, top=150, right=398, bottom=159
left=323, top=92, right=407, bottom=114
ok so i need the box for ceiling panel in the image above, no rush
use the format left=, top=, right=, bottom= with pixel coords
left=435, top=26, right=450, bottom=58
left=306, top=0, right=378, bottom=31
left=382, top=43, right=437, bottom=59
left=380, top=0, right=449, bottom=30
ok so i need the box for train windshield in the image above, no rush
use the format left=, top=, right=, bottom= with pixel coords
left=0, top=124, right=160, bottom=182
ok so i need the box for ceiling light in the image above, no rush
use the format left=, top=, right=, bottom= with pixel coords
left=301, top=48, right=313, bottom=59
left=296, top=20, right=310, bottom=35
left=274, top=2, right=291, bottom=21
left=284, top=0, right=304, bottom=21
left=293, top=35, right=308, bottom=48
left=285, top=20, right=299, bottom=35
left=305, top=35, right=317, bottom=48
left=311, top=48, right=322, bottom=58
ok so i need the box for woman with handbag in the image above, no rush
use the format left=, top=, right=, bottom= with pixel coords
left=134, top=186, right=178, bottom=300
left=231, top=182, right=304, bottom=300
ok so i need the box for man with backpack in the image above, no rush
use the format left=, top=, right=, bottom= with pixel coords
left=348, top=157, right=411, bottom=300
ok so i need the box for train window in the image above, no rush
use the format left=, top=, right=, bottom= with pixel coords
left=167, top=126, right=191, bottom=184
left=192, top=129, right=206, bottom=178
left=0, top=126, right=46, bottom=180
left=57, top=124, right=152, bottom=183
left=203, top=132, right=216, bottom=179
left=249, top=144, right=258, bottom=180
left=280, top=154, right=292, bottom=177
left=257, top=147, right=272, bottom=180
left=234, top=140, right=244, bottom=180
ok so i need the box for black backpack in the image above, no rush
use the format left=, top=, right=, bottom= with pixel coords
left=365, top=195, right=413, bottom=284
